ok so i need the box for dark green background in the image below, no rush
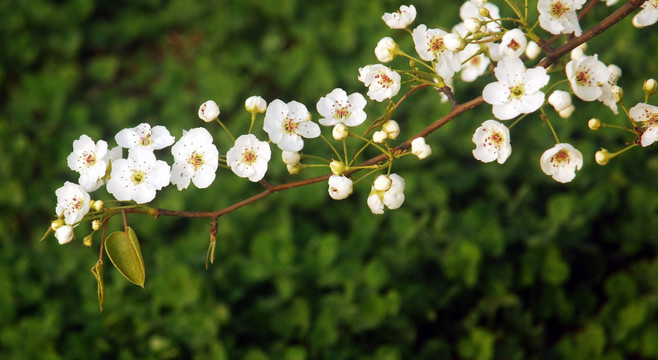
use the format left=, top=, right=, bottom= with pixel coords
left=2, top=0, right=658, bottom=359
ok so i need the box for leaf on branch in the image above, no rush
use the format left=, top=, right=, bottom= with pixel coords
left=104, top=226, right=146, bottom=288
left=91, top=259, right=105, bottom=311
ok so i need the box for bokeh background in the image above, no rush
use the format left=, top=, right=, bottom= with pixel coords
left=2, top=0, right=658, bottom=359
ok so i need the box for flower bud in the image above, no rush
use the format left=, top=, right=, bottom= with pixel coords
left=595, top=148, right=611, bottom=165
left=383, top=120, right=400, bottom=139
left=411, top=137, right=432, bottom=159
left=92, top=220, right=102, bottom=231
left=373, top=175, right=392, bottom=192
left=198, top=100, right=220, bottom=122
left=83, top=234, right=94, bottom=247
left=558, top=105, right=575, bottom=119
left=328, top=175, right=353, bottom=200
left=464, top=17, right=482, bottom=33
left=92, top=200, right=104, bottom=211
left=525, top=41, right=541, bottom=60
left=548, top=90, right=572, bottom=112
left=332, top=123, right=349, bottom=141
left=286, top=164, right=301, bottom=175
left=478, top=6, right=490, bottom=18
left=330, top=160, right=346, bottom=175
left=444, top=34, right=463, bottom=52
left=281, top=151, right=300, bottom=166
left=611, top=85, right=623, bottom=102
left=644, top=78, right=657, bottom=95
left=245, top=96, right=267, bottom=114
left=374, top=37, right=400, bottom=63
left=588, top=118, right=601, bottom=130
left=373, top=130, right=387, bottom=143
left=55, top=225, right=74, bottom=245
left=51, top=218, right=64, bottom=231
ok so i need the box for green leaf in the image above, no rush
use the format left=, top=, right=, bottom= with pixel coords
left=90, top=259, right=104, bottom=311
left=104, top=226, right=146, bottom=287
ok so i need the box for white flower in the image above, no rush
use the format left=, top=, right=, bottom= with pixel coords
left=55, top=225, right=75, bottom=245
left=537, top=0, right=586, bottom=36
left=375, top=37, right=400, bottom=63
left=500, top=29, right=527, bottom=58
left=629, top=103, right=658, bottom=147
left=411, top=137, right=432, bottom=159
left=198, top=100, right=220, bottom=122
left=106, top=147, right=171, bottom=203
left=170, top=128, right=219, bottom=190
left=245, top=96, right=267, bottom=114
left=458, top=43, right=490, bottom=82
left=460, top=1, right=501, bottom=34
left=382, top=5, right=416, bottom=29
left=525, top=41, right=542, bottom=59
left=565, top=55, right=610, bottom=101
left=66, top=135, right=109, bottom=192
left=482, top=57, right=550, bottom=120
left=328, top=175, right=353, bottom=200
left=632, top=0, right=658, bottom=28
left=281, top=151, right=301, bottom=166
left=358, top=64, right=402, bottom=102
left=412, top=25, right=462, bottom=80
left=471, top=120, right=512, bottom=164
left=264, top=99, right=321, bottom=151
left=226, top=134, right=271, bottom=182
left=115, top=123, right=175, bottom=150
left=367, top=174, right=406, bottom=214
left=540, top=143, right=583, bottom=183
left=548, top=90, right=572, bottom=112
left=316, top=88, right=367, bottom=128
left=55, top=181, right=91, bottom=225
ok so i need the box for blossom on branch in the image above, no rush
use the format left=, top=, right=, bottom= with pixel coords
left=471, top=120, right=512, bottom=164
left=632, top=0, right=658, bottom=28
left=328, top=175, right=353, bottom=200
left=537, top=0, right=586, bottom=37
left=412, top=24, right=461, bottom=80
left=66, top=135, right=109, bottom=192
left=540, top=143, right=583, bottom=183
left=367, top=174, right=406, bottom=214
left=55, top=181, right=91, bottom=225
left=566, top=55, right=610, bottom=102
left=482, top=57, right=550, bottom=120
left=106, top=147, right=171, bottom=203
left=382, top=5, right=416, bottom=29
left=226, top=134, right=271, bottom=182
left=264, top=99, right=321, bottom=151
left=629, top=103, right=658, bottom=147
left=115, top=123, right=175, bottom=151
left=316, top=88, right=367, bottom=127
left=170, top=128, right=219, bottom=190
left=358, top=65, right=401, bottom=102
left=499, top=29, right=527, bottom=58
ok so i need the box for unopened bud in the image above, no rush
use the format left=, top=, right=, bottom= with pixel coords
left=525, top=41, right=541, bottom=60
left=588, top=118, right=601, bottom=130
left=558, top=105, right=575, bottom=119
left=374, top=37, right=400, bottom=63
left=330, top=160, right=346, bottom=175
left=644, top=78, right=657, bottom=95
left=92, top=200, right=104, bottom=211
left=332, top=123, right=349, bottom=141
left=464, top=17, right=482, bottom=34
left=83, top=234, right=94, bottom=247
left=373, top=130, right=387, bottom=143
left=595, top=148, right=611, bottom=165
left=92, top=220, right=102, bottom=231
left=611, top=85, right=623, bottom=102
left=286, top=164, right=301, bottom=175
left=281, top=151, right=300, bottom=166
left=478, top=7, right=490, bottom=18
left=245, top=96, right=267, bottom=114
left=198, top=100, right=220, bottom=122
left=382, top=120, right=400, bottom=139
left=373, top=175, right=392, bottom=192
left=444, top=34, right=463, bottom=51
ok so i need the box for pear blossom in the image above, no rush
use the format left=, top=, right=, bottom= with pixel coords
left=482, top=57, right=550, bottom=120
left=412, top=25, right=461, bottom=80
left=106, top=147, right=171, bottom=204
left=358, top=64, right=401, bottom=102
left=374, top=37, right=400, bottom=63
left=629, top=103, right=658, bottom=147
left=540, top=143, right=583, bottom=183
left=367, top=174, right=406, bottom=214
left=411, top=137, right=432, bottom=159
left=198, top=100, right=220, bottom=122
left=632, top=0, right=658, bottom=28
left=55, top=225, right=75, bottom=245
left=460, top=1, right=501, bottom=33
left=500, top=29, right=527, bottom=58
left=316, top=88, right=367, bottom=127
left=245, top=96, right=267, bottom=114
left=382, top=5, right=416, bottom=29
left=471, top=120, right=512, bottom=164
left=115, top=123, right=175, bottom=150
left=458, top=43, right=490, bottom=82
left=226, top=134, right=271, bottom=182
left=566, top=55, right=610, bottom=102
left=328, top=175, right=353, bottom=200
left=66, top=135, right=109, bottom=191
left=264, top=99, right=321, bottom=151
left=548, top=90, right=572, bottom=112
left=537, top=0, right=586, bottom=36
left=170, top=128, right=219, bottom=190
left=55, top=181, right=91, bottom=225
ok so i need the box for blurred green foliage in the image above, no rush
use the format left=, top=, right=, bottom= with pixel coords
left=2, top=0, right=658, bottom=359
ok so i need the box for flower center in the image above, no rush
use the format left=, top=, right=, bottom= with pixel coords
left=333, top=101, right=351, bottom=120
left=428, top=35, right=445, bottom=53
left=188, top=151, right=205, bottom=171
left=375, top=72, right=393, bottom=88
left=509, top=84, right=526, bottom=100
left=242, top=149, right=258, bottom=165
left=575, top=68, right=592, bottom=86
left=551, top=149, right=571, bottom=165
left=83, top=152, right=96, bottom=167
left=550, top=1, right=570, bottom=18
left=481, top=129, right=504, bottom=151
left=71, top=196, right=84, bottom=211
left=131, top=170, right=146, bottom=185
left=283, top=117, right=300, bottom=134
left=507, top=39, right=521, bottom=51
left=140, top=133, right=152, bottom=146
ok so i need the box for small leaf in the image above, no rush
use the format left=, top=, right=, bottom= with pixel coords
left=206, top=238, right=216, bottom=270
left=91, top=259, right=105, bottom=311
left=104, top=226, right=146, bottom=287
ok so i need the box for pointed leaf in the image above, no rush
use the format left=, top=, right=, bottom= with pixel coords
left=104, top=226, right=146, bottom=287
left=91, top=260, right=105, bottom=311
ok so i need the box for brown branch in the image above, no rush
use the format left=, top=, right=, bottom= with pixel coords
left=123, top=0, right=645, bottom=221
